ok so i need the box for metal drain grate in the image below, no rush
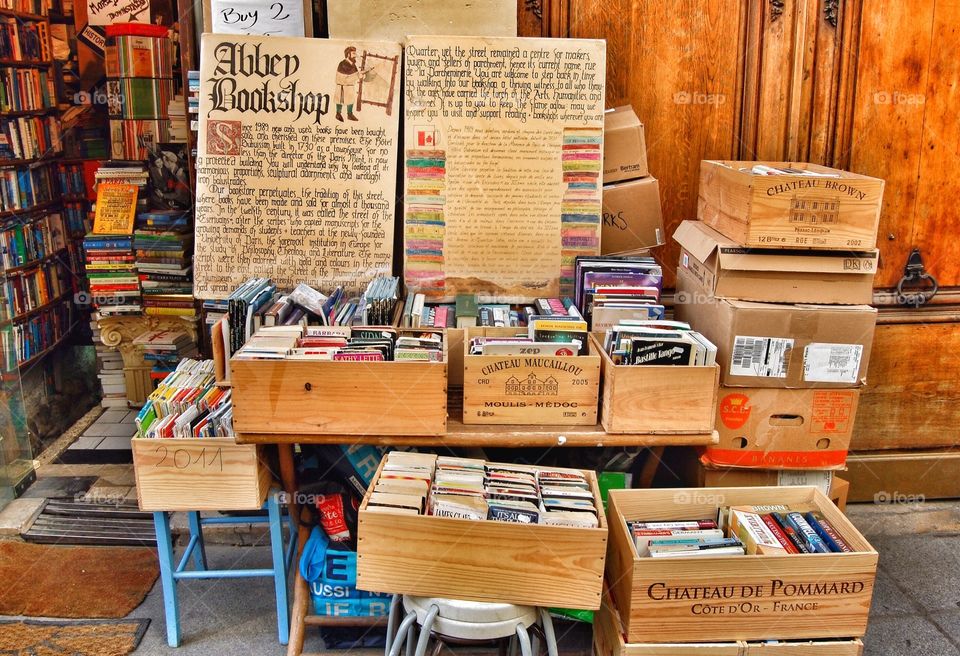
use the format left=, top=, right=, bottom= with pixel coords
left=22, top=499, right=156, bottom=546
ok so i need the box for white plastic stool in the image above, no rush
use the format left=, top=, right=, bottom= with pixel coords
left=385, top=594, right=559, bottom=656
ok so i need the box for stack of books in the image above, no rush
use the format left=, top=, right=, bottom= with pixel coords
left=603, top=320, right=718, bottom=366
left=168, top=93, right=187, bottom=143
left=90, top=318, right=127, bottom=408
left=135, top=358, right=233, bottom=439
left=187, top=71, right=199, bottom=142
left=83, top=231, right=139, bottom=316
left=574, top=255, right=664, bottom=329
left=134, top=210, right=193, bottom=317
left=132, top=328, right=198, bottom=382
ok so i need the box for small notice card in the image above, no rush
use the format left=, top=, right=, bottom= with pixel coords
left=92, top=183, right=138, bottom=234
left=210, top=0, right=306, bottom=36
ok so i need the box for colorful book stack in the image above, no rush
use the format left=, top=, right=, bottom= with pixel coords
left=105, top=25, right=174, bottom=160
left=186, top=70, right=198, bottom=139
left=0, top=113, right=60, bottom=160
left=134, top=210, right=194, bottom=318
left=135, top=358, right=233, bottom=439
left=89, top=318, right=127, bottom=408
left=132, top=329, right=198, bottom=382
left=82, top=231, right=138, bottom=316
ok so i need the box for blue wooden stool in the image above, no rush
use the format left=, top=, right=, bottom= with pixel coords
left=152, top=489, right=296, bottom=647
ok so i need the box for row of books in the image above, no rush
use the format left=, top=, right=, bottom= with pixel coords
left=61, top=201, right=88, bottom=236
left=0, top=112, right=60, bottom=159
left=630, top=502, right=857, bottom=559
left=233, top=325, right=444, bottom=362
left=0, top=299, right=70, bottom=370
left=0, top=0, right=58, bottom=16
left=109, top=119, right=171, bottom=160
left=1, top=257, right=67, bottom=319
left=0, top=66, right=55, bottom=112
left=187, top=70, right=198, bottom=135
left=0, top=208, right=65, bottom=268
left=403, top=294, right=586, bottom=330
left=135, top=359, right=233, bottom=439
left=0, top=17, right=50, bottom=62
left=369, top=452, right=599, bottom=528
left=55, top=161, right=84, bottom=195
left=105, top=34, right=174, bottom=79
left=0, top=162, right=55, bottom=210
left=106, top=78, right=174, bottom=120
left=603, top=320, right=718, bottom=366
left=468, top=313, right=590, bottom=357
left=573, top=254, right=664, bottom=327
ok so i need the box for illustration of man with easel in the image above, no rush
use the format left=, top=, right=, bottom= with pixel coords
left=334, top=46, right=367, bottom=122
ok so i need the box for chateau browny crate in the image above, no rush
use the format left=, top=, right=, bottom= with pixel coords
left=230, top=331, right=448, bottom=436
left=594, top=589, right=863, bottom=655
left=133, top=437, right=272, bottom=512
left=356, top=459, right=608, bottom=610
left=698, top=160, right=884, bottom=250
left=592, top=334, right=719, bottom=434
left=606, top=487, right=877, bottom=644
left=462, top=327, right=600, bottom=425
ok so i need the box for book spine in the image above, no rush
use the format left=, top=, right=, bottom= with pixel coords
left=762, top=514, right=799, bottom=554
left=805, top=512, right=852, bottom=553
left=785, top=512, right=831, bottom=554
left=772, top=513, right=811, bottom=554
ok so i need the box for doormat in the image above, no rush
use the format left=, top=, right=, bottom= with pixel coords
left=0, top=618, right=149, bottom=656
left=0, top=541, right=158, bottom=618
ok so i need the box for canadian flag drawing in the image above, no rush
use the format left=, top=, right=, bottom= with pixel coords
left=415, top=126, right=438, bottom=148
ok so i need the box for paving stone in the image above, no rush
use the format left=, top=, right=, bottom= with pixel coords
left=0, top=497, right=45, bottom=535
left=871, top=567, right=923, bottom=617
left=862, top=614, right=960, bottom=656
left=66, top=435, right=105, bottom=451
left=95, top=434, right=134, bottom=451
left=875, top=535, right=960, bottom=613
left=98, top=409, right=130, bottom=423
left=82, top=422, right=138, bottom=438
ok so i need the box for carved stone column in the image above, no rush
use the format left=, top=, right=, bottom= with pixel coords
left=98, top=316, right=199, bottom=405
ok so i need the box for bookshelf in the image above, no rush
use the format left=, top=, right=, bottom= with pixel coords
left=0, top=2, right=75, bottom=377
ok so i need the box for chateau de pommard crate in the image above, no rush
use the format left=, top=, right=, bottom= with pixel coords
left=595, top=589, right=864, bottom=656
left=698, top=160, right=884, bottom=251
left=230, top=329, right=448, bottom=436
left=356, top=455, right=608, bottom=609
left=606, top=487, right=877, bottom=644
left=462, top=327, right=601, bottom=425
left=132, top=437, right=272, bottom=512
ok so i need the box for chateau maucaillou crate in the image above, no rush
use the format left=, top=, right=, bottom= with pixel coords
left=462, top=327, right=600, bottom=425
left=591, top=334, right=719, bottom=434
left=698, top=161, right=884, bottom=250
left=132, top=437, right=272, bottom=512
left=229, top=330, right=448, bottom=436
left=606, top=487, right=877, bottom=644
left=355, top=458, right=608, bottom=610
left=594, top=589, right=864, bottom=656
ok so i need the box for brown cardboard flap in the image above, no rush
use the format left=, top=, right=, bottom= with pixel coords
left=703, top=159, right=880, bottom=181
left=673, top=220, right=721, bottom=264
left=719, top=250, right=879, bottom=274
left=604, top=105, right=643, bottom=131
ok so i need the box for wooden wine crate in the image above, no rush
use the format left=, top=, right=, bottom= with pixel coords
left=132, top=437, right=272, bottom=512
left=606, top=486, right=877, bottom=643
left=462, top=327, right=600, bottom=425
left=356, top=459, right=608, bottom=609
left=593, top=334, right=719, bottom=434
left=230, top=333, right=448, bottom=436
left=698, top=160, right=884, bottom=250
left=595, top=591, right=863, bottom=655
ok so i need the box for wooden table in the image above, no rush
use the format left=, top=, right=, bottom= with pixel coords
left=262, top=392, right=718, bottom=656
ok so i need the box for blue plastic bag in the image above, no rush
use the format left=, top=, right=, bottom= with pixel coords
left=300, top=526, right=390, bottom=617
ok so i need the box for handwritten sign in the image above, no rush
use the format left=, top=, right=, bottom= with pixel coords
left=209, top=0, right=306, bottom=36
left=86, top=0, right=150, bottom=26
left=93, top=183, right=138, bottom=235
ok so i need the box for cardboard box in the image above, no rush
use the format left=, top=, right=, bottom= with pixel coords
left=606, top=487, right=878, bottom=643
left=707, top=387, right=858, bottom=470
left=673, top=220, right=878, bottom=305
left=675, top=273, right=877, bottom=389
left=357, top=458, right=608, bottom=609
left=595, top=590, right=864, bottom=655
left=602, top=176, right=665, bottom=254
left=603, top=106, right=649, bottom=183
left=698, top=160, right=884, bottom=250
left=461, top=327, right=600, bottom=425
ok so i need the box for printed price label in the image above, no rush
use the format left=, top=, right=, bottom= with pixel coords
left=803, top=343, right=863, bottom=383
left=730, top=336, right=793, bottom=378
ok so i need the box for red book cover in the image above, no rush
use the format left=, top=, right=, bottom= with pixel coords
left=762, top=514, right=798, bottom=554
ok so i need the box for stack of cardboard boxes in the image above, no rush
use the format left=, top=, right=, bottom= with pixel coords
left=674, top=160, right=885, bottom=499
left=600, top=106, right=665, bottom=253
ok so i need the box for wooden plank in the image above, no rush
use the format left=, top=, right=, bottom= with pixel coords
left=846, top=450, right=960, bottom=502
left=132, top=438, right=271, bottom=512
left=607, top=487, right=877, bottom=644
left=847, top=0, right=933, bottom=287
left=850, top=321, right=960, bottom=450
left=568, top=1, right=746, bottom=288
